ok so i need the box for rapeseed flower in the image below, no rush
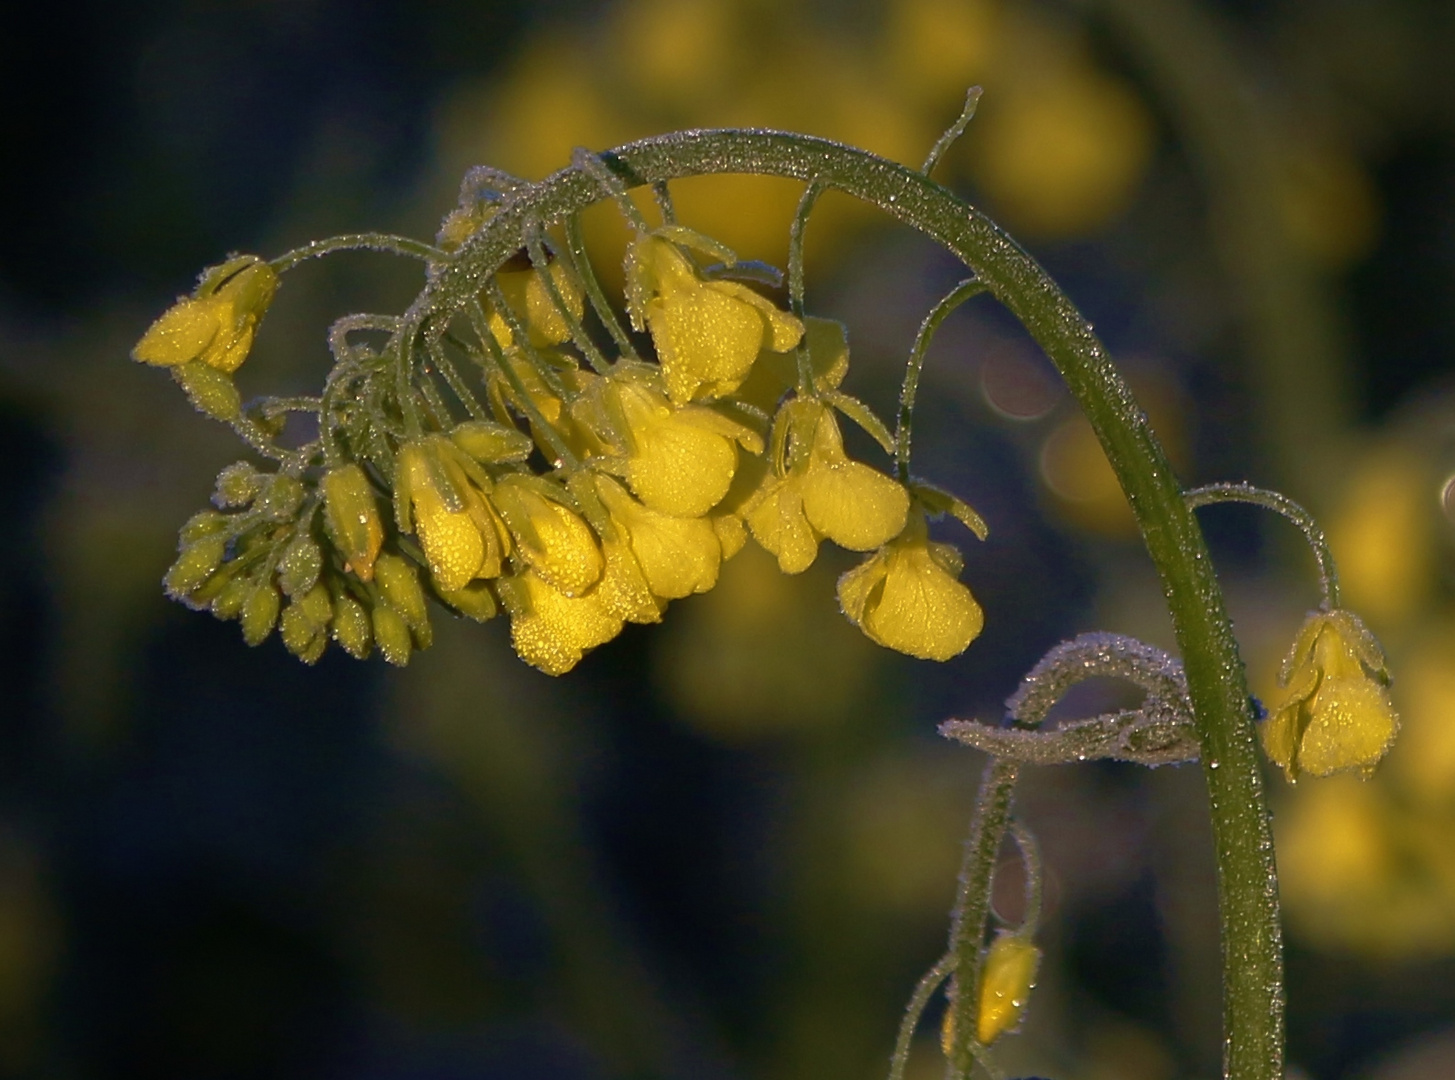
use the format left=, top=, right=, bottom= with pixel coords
left=133, top=255, right=279, bottom=373
left=489, top=475, right=604, bottom=598
left=496, top=570, right=624, bottom=676
left=595, top=474, right=721, bottom=599
left=1262, top=609, right=1399, bottom=781
left=395, top=439, right=510, bottom=593
left=837, top=509, right=983, bottom=661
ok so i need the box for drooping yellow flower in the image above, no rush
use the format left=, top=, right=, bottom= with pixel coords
left=395, top=438, right=510, bottom=593
left=1262, top=609, right=1399, bottom=782
left=496, top=570, right=624, bottom=676
left=321, top=463, right=385, bottom=582
left=133, top=255, right=279, bottom=373
left=595, top=475, right=721, bottom=600
left=489, top=475, right=604, bottom=598
left=625, top=232, right=803, bottom=404
left=590, top=374, right=762, bottom=518
left=746, top=400, right=909, bottom=573
left=837, top=510, right=983, bottom=661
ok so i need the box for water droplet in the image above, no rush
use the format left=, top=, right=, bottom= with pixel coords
left=1209, top=759, right=1220, bottom=769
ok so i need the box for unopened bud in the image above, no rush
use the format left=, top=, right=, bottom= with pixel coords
left=255, top=475, right=306, bottom=521
left=280, top=604, right=326, bottom=664
left=211, top=573, right=254, bottom=620
left=437, top=579, right=498, bottom=622
left=323, top=464, right=384, bottom=581
left=180, top=509, right=229, bottom=543
left=277, top=534, right=323, bottom=598
left=213, top=462, right=265, bottom=508
left=172, top=361, right=241, bottom=421
left=371, top=604, right=412, bottom=666
left=164, top=536, right=226, bottom=599
left=240, top=583, right=281, bottom=646
left=374, top=553, right=429, bottom=632
left=331, top=592, right=372, bottom=659
left=450, top=420, right=533, bottom=464
left=976, top=934, right=1041, bottom=1046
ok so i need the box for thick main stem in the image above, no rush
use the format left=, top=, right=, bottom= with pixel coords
left=422, top=130, right=1282, bottom=1080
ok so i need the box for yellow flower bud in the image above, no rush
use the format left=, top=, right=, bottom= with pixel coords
left=396, top=440, right=508, bottom=593
left=436, top=579, right=499, bottom=623
left=240, top=583, right=281, bottom=647
left=373, top=553, right=430, bottom=634
left=1262, top=609, right=1399, bottom=781
left=449, top=420, right=534, bottom=464
left=625, top=233, right=803, bottom=404
left=371, top=603, right=413, bottom=666
left=171, top=361, right=241, bottom=422
left=490, top=475, right=603, bottom=598
left=133, top=255, right=278, bottom=373
left=837, top=511, right=984, bottom=661
left=331, top=591, right=372, bottom=659
left=164, top=535, right=227, bottom=600
left=975, top=933, right=1041, bottom=1045
left=277, top=534, right=323, bottom=598
left=322, top=464, right=384, bottom=582
left=485, top=259, right=585, bottom=349
left=746, top=401, right=909, bottom=573
left=210, top=573, right=253, bottom=621
left=280, top=599, right=328, bottom=664
left=595, top=475, right=721, bottom=600
left=496, top=570, right=625, bottom=675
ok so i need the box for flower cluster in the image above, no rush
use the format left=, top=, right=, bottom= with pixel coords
left=136, top=194, right=988, bottom=674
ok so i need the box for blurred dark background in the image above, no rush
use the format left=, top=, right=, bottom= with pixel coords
left=3, top=1, right=1455, bottom=1078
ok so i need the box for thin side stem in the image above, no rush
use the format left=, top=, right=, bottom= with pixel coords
left=788, top=177, right=828, bottom=395
left=270, top=233, right=445, bottom=273
left=525, top=226, right=612, bottom=374
left=896, top=278, right=988, bottom=481
left=564, top=213, right=641, bottom=362
left=1186, top=482, right=1339, bottom=609
left=467, top=299, right=578, bottom=470
left=888, top=953, right=955, bottom=1080
left=922, top=87, right=983, bottom=178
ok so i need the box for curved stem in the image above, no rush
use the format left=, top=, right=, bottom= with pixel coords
left=896, top=278, right=988, bottom=481
left=269, top=232, right=445, bottom=273
left=1186, top=482, right=1339, bottom=609
left=888, top=953, right=954, bottom=1080
left=418, top=128, right=1281, bottom=1080
left=788, top=177, right=827, bottom=395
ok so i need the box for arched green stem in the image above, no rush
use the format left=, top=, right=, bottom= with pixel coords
left=895, top=277, right=988, bottom=481
left=888, top=953, right=954, bottom=1080
left=270, top=232, right=445, bottom=273
left=788, top=177, right=828, bottom=395
left=416, top=128, right=1281, bottom=1080
left=1185, top=482, right=1339, bottom=610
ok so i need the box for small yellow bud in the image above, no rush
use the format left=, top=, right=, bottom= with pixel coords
left=371, top=603, right=413, bottom=666
left=164, top=535, right=227, bottom=599
left=625, top=234, right=803, bottom=404
left=975, top=933, right=1041, bottom=1045
left=277, top=534, right=323, bottom=598
left=450, top=419, right=534, bottom=464
left=280, top=602, right=327, bottom=664
left=172, top=361, right=241, bottom=422
left=240, top=583, right=281, bottom=647
left=486, top=260, right=585, bottom=348
left=213, top=461, right=265, bottom=508
left=255, top=475, right=306, bottom=521
left=490, top=476, right=604, bottom=598
left=373, top=553, right=429, bottom=633
left=180, top=509, right=228, bottom=543
left=134, top=255, right=279, bottom=373
left=1262, top=609, right=1399, bottom=781
left=210, top=574, right=253, bottom=621
left=331, top=591, right=372, bottom=659
left=322, top=464, right=384, bottom=582
left=436, top=579, right=499, bottom=623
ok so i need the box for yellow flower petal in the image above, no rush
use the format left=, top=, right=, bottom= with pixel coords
left=498, top=571, right=624, bottom=675
left=597, top=476, right=720, bottom=599
left=133, top=298, right=223, bottom=367
left=744, top=476, right=820, bottom=574
left=976, top=934, right=1041, bottom=1045
left=614, top=380, right=739, bottom=518
left=491, top=477, right=603, bottom=597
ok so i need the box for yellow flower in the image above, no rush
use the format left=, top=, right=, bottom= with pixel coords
left=133, top=255, right=279, bottom=373
left=837, top=510, right=983, bottom=661
left=321, top=464, right=385, bottom=582
left=395, top=439, right=510, bottom=593
left=746, top=400, right=909, bottom=573
left=485, top=257, right=586, bottom=349
left=625, top=232, right=803, bottom=404
left=591, top=374, right=761, bottom=519
left=496, top=570, right=624, bottom=676
left=1262, top=609, right=1399, bottom=781
left=489, top=475, right=604, bottom=598
left=731, top=316, right=851, bottom=414
left=595, top=475, right=721, bottom=600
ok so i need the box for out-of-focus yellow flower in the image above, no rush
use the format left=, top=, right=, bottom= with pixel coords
left=975, top=932, right=1041, bottom=1046
left=322, top=464, right=385, bottom=582
left=133, top=256, right=279, bottom=373
left=496, top=569, right=624, bottom=676
left=732, top=316, right=850, bottom=413
left=626, top=232, right=803, bottom=404
left=1391, top=628, right=1455, bottom=808
left=883, top=0, right=998, bottom=107
left=1262, top=609, right=1399, bottom=782
left=837, top=509, right=983, bottom=661
left=594, top=374, right=761, bottom=518
left=1277, top=142, right=1380, bottom=270
left=395, top=439, right=510, bottom=593
left=746, top=400, right=909, bottom=573
left=490, top=475, right=603, bottom=598
left=970, top=64, right=1153, bottom=239
left=485, top=258, right=586, bottom=349
left=596, top=475, right=721, bottom=599
left=1328, top=446, right=1434, bottom=629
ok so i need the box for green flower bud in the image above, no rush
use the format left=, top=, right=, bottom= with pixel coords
left=255, top=475, right=306, bottom=521
left=371, top=604, right=413, bottom=666
left=180, top=509, right=229, bottom=544
left=211, top=573, right=254, bottom=620
left=374, top=553, right=429, bottom=632
left=297, top=583, right=333, bottom=627
left=164, top=536, right=227, bottom=599
left=213, top=462, right=265, bottom=508
left=450, top=420, right=534, bottom=464
left=437, top=579, right=498, bottom=623
left=277, top=533, right=323, bottom=598
left=172, top=360, right=241, bottom=421
left=240, top=583, right=281, bottom=646
left=331, top=592, right=372, bottom=659
left=280, top=604, right=327, bottom=664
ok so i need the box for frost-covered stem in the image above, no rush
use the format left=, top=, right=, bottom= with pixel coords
left=420, top=129, right=1282, bottom=1080
left=888, top=954, right=954, bottom=1080
left=895, top=278, right=987, bottom=481
left=269, top=232, right=445, bottom=272
left=1186, top=482, right=1339, bottom=609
